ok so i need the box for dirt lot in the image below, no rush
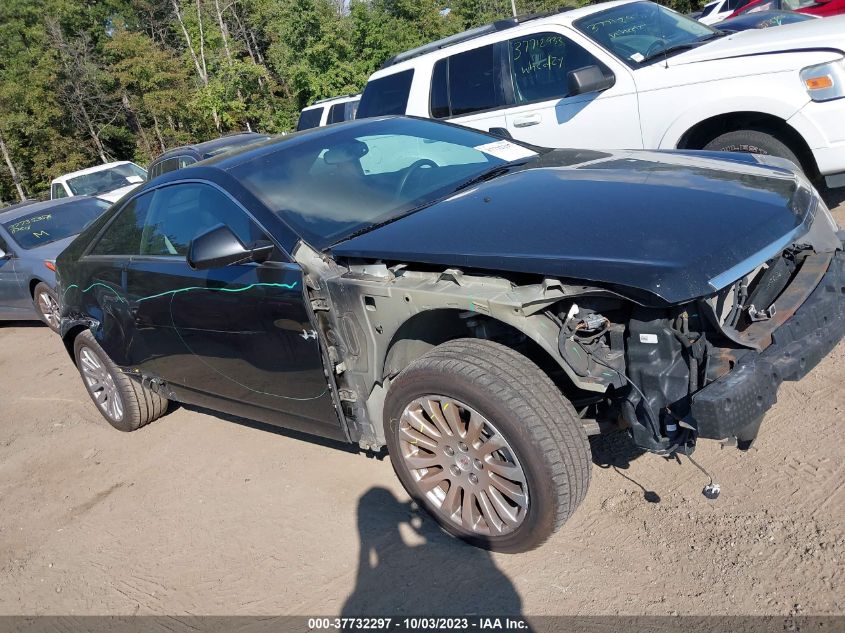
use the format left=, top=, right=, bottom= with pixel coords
left=0, top=199, right=844, bottom=618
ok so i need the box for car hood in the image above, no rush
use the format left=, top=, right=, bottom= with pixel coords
left=331, top=149, right=833, bottom=305
left=96, top=183, right=142, bottom=203
left=670, top=15, right=845, bottom=65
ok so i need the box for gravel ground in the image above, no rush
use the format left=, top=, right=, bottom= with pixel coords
left=0, top=200, right=842, bottom=618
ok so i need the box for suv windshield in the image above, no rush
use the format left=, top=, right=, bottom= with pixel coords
left=230, top=118, right=539, bottom=249
left=575, top=2, right=718, bottom=68
left=66, top=163, right=147, bottom=196
left=3, top=198, right=111, bottom=249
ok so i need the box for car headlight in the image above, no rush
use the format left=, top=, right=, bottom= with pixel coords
left=800, top=57, right=845, bottom=102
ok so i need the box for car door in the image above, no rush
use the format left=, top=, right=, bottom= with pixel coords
left=433, top=42, right=510, bottom=134
left=123, top=181, right=341, bottom=438
left=502, top=29, right=642, bottom=150
left=0, top=231, right=29, bottom=317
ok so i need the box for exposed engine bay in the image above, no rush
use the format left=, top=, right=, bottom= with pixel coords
left=293, top=230, right=842, bottom=457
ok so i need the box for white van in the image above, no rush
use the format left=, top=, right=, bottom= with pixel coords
left=296, top=94, right=361, bottom=131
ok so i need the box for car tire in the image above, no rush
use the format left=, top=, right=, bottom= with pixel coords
left=73, top=329, right=168, bottom=432
left=703, top=130, right=802, bottom=171
left=32, top=282, right=61, bottom=334
left=383, top=338, right=591, bottom=553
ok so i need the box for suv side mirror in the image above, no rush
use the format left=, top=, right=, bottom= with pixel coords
left=187, top=224, right=274, bottom=270
left=488, top=127, right=513, bottom=140
left=0, top=248, right=9, bottom=260
left=567, top=65, right=615, bottom=97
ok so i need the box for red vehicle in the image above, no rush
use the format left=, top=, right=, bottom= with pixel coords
left=728, top=0, right=845, bottom=18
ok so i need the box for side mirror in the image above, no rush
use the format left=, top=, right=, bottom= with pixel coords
left=488, top=127, right=513, bottom=140
left=187, top=224, right=274, bottom=271
left=0, top=247, right=9, bottom=260
left=567, top=65, right=615, bottom=97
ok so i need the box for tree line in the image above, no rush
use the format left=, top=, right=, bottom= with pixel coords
left=0, top=0, right=696, bottom=203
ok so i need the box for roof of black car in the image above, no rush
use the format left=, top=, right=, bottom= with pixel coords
left=154, top=132, right=271, bottom=163
left=0, top=197, right=101, bottom=223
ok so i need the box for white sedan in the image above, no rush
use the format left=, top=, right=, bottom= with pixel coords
left=50, top=161, right=147, bottom=203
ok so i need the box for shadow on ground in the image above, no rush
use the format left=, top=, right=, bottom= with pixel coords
left=590, top=431, right=660, bottom=503
left=821, top=185, right=845, bottom=212
left=341, top=487, right=523, bottom=616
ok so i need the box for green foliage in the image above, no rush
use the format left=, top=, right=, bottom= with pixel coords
left=0, top=0, right=705, bottom=203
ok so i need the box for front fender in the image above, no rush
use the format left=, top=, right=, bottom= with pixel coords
left=651, top=96, right=807, bottom=150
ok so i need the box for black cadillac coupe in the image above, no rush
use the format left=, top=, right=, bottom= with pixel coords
left=56, top=116, right=845, bottom=552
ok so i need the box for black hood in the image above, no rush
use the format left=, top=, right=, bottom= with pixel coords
left=331, top=149, right=831, bottom=304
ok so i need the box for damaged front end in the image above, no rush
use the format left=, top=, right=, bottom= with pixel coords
left=554, top=188, right=845, bottom=454
left=295, top=184, right=844, bottom=457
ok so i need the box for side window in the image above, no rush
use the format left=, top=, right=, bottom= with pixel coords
left=297, top=108, right=323, bottom=131
left=178, top=156, right=197, bottom=168
left=508, top=32, right=608, bottom=104
left=139, top=183, right=267, bottom=257
left=157, top=157, right=180, bottom=176
left=91, top=193, right=154, bottom=256
left=346, top=99, right=360, bottom=120
left=430, top=58, right=450, bottom=119
left=328, top=103, right=346, bottom=124
left=148, top=162, right=160, bottom=180
left=52, top=183, right=67, bottom=199
left=447, top=43, right=505, bottom=116
left=357, top=70, right=414, bottom=118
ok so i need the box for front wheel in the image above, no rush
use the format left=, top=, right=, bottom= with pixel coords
left=384, top=339, right=591, bottom=553
left=703, top=130, right=802, bottom=172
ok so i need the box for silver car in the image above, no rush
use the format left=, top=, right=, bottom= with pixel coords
left=0, top=197, right=110, bottom=332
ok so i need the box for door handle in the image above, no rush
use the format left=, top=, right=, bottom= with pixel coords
left=512, top=114, right=541, bottom=128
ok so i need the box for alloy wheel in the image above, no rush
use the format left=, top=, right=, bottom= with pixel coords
left=78, top=346, right=124, bottom=422
left=397, top=396, right=529, bottom=537
left=37, top=290, right=60, bottom=330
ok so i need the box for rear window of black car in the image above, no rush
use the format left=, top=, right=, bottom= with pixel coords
left=297, top=108, right=323, bottom=131
left=357, top=70, right=414, bottom=118
left=3, top=198, right=110, bottom=250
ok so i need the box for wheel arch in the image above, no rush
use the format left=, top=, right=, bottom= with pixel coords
left=673, top=110, right=819, bottom=178
left=382, top=307, right=581, bottom=399
left=28, top=277, right=50, bottom=298
left=61, top=323, right=89, bottom=365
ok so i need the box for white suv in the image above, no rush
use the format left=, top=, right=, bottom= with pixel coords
left=296, top=94, right=361, bottom=131
left=358, top=0, right=845, bottom=189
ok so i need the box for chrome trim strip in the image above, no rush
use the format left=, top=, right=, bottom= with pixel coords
left=709, top=223, right=809, bottom=291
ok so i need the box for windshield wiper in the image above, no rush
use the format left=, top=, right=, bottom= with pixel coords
left=452, top=160, right=530, bottom=193
left=638, top=32, right=725, bottom=64
left=329, top=159, right=533, bottom=248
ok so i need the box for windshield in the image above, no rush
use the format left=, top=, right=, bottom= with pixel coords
left=575, top=2, right=718, bottom=68
left=3, top=198, right=111, bottom=249
left=66, top=163, right=147, bottom=196
left=230, top=118, right=539, bottom=249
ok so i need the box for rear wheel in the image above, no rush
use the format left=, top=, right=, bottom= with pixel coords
left=703, top=130, right=802, bottom=171
left=32, top=282, right=60, bottom=334
left=384, top=338, right=591, bottom=553
left=73, top=330, right=168, bottom=432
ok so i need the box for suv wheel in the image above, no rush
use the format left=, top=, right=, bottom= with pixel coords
left=73, top=330, right=168, bottom=432
left=384, top=339, right=591, bottom=553
left=703, top=130, right=802, bottom=171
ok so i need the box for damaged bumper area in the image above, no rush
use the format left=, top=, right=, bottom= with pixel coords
left=692, top=247, right=845, bottom=447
